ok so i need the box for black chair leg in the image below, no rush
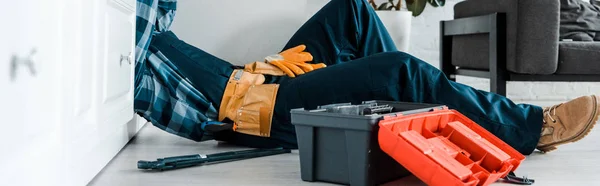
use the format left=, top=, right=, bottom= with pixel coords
left=489, top=13, right=507, bottom=97
left=442, top=69, right=456, bottom=82
left=440, top=21, right=456, bottom=82
left=490, top=76, right=507, bottom=96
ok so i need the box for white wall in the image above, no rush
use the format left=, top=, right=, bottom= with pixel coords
left=172, top=0, right=599, bottom=107
left=171, top=0, right=327, bottom=65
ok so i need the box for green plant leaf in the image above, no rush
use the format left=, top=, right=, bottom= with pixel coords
left=428, top=0, right=445, bottom=7
left=428, top=0, right=438, bottom=7
left=407, top=0, right=427, bottom=16
left=378, top=2, right=391, bottom=10
left=438, top=0, right=445, bottom=6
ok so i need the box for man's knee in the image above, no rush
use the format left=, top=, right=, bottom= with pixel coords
left=325, top=0, right=367, bottom=11
left=366, top=51, right=439, bottom=73
left=369, top=51, right=412, bottom=63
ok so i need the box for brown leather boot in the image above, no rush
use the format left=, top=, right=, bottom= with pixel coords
left=537, top=95, right=600, bottom=153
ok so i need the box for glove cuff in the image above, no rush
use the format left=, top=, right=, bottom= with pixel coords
left=265, top=54, right=284, bottom=63
left=244, top=61, right=286, bottom=76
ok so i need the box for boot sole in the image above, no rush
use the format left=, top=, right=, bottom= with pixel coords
left=537, top=95, right=600, bottom=153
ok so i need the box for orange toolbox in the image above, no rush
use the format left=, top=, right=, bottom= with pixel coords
left=378, top=106, right=531, bottom=186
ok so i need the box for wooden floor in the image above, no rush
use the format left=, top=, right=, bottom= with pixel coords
left=89, top=122, right=600, bottom=186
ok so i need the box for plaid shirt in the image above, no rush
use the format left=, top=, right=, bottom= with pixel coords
left=135, top=0, right=219, bottom=141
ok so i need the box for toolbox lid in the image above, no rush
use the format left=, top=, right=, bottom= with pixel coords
left=377, top=107, right=525, bottom=186
left=290, top=101, right=443, bottom=131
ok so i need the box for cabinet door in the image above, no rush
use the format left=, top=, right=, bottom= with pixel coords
left=60, top=0, right=100, bottom=146
left=0, top=0, right=63, bottom=185
left=99, top=0, right=135, bottom=126
left=111, top=0, right=135, bottom=11
left=60, top=0, right=137, bottom=185
left=0, top=2, right=23, bottom=175
left=59, top=0, right=103, bottom=185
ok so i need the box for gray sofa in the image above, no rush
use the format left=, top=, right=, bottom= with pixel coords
left=440, top=0, right=600, bottom=96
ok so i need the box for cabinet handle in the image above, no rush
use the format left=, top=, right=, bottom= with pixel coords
left=10, top=48, right=37, bottom=81
left=120, top=52, right=132, bottom=66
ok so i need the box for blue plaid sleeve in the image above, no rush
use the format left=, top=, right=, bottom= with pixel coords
left=134, top=0, right=221, bottom=142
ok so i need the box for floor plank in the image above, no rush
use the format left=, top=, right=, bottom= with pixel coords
left=89, top=122, right=600, bottom=186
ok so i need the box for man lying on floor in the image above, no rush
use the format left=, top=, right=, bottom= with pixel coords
left=134, top=0, right=599, bottom=155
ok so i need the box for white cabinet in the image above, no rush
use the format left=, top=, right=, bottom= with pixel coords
left=0, top=1, right=23, bottom=162
left=0, top=0, right=139, bottom=185
left=112, top=0, right=136, bottom=11
left=61, top=0, right=139, bottom=186
left=0, top=0, right=63, bottom=185
left=100, top=0, right=135, bottom=126
left=3, top=0, right=61, bottom=147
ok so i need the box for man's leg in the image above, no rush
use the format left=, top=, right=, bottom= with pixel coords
left=222, top=0, right=545, bottom=153
left=283, top=0, right=397, bottom=65
left=222, top=0, right=396, bottom=147
left=149, top=31, right=234, bottom=108
left=273, top=52, right=544, bottom=155
left=274, top=0, right=545, bottom=154
left=220, top=0, right=598, bottom=153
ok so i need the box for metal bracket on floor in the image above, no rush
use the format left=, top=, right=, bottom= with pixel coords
left=137, top=148, right=291, bottom=171
left=501, top=171, right=535, bottom=185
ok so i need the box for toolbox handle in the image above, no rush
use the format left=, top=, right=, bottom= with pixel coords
left=382, top=106, right=450, bottom=120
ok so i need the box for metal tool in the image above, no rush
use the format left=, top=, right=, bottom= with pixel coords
left=362, top=104, right=394, bottom=115
left=315, top=102, right=395, bottom=115
left=501, top=171, right=535, bottom=185
left=138, top=148, right=291, bottom=171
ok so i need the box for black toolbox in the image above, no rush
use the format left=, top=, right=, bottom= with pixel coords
left=290, top=100, right=444, bottom=186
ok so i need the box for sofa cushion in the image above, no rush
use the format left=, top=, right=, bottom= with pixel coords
left=556, top=42, right=600, bottom=74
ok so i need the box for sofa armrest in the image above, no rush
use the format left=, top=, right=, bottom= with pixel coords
left=441, top=13, right=508, bottom=94
left=452, top=0, right=560, bottom=74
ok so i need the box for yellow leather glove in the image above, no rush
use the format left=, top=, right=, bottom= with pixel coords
left=244, top=45, right=327, bottom=77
